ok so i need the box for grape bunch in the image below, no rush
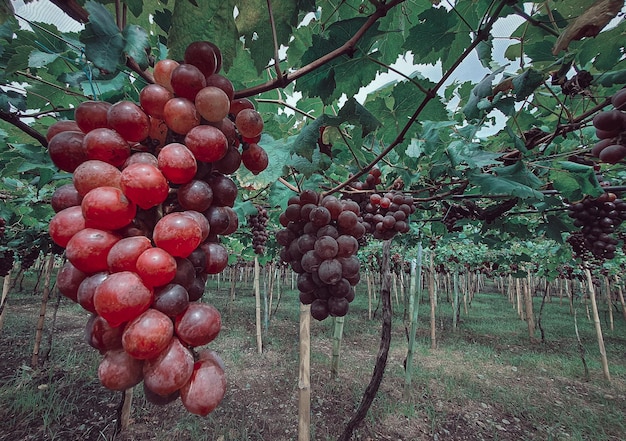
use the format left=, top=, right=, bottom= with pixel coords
left=41, top=40, right=277, bottom=415
left=566, top=192, right=626, bottom=260
left=276, top=189, right=365, bottom=321
left=0, top=249, right=13, bottom=277
left=0, top=217, right=5, bottom=238
left=441, top=203, right=473, bottom=233
left=361, top=190, right=415, bottom=239
left=591, top=88, right=626, bottom=164
left=340, top=168, right=415, bottom=240
left=248, top=206, right=269, bottom=255
left=18, top=247, right=41, bottom=271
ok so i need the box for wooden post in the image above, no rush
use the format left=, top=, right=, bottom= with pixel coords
left=331, top=316, right=345, bottom=379
left=32, top=254, right=55, bottom=367
left=583, top=265, right=611, bottom=382
left=604, top=276, right=614, bottom=331
left=429, top=253, right=436, bottom=350
left=228, top=266, right=237, bottom=315
left=254, top=256, right=262, bottom=354
left=298, top=303, right=311, bottom=441
left=524, top=272, right=535, bottom=340
left=0, top=267, right=13, bottom=334
left=404, top=243, right=422, bottom=398
left=452, top=271, right=460, bottom=331
left=367, top=271, right=373, bottom=320
left=565, top=278, right=574, bottom=315
left=116, top=388, right=134, bottom=434
left=615, top=276, right=626, bottom=321
left=267, top=264, right=274, bottom=317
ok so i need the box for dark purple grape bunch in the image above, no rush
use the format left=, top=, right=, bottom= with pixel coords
left=566, top=192, right=626, bottom=260
left=441, top=203, right=472, bottom=233
left=591, top=89, right=626, bottom=164
left=0, top=249, right=14, bottom=277
left=0, top=217, right=5, bottom=238
left=276, top=189, right=365, bottom=321
left=248, top=206, right=269, bottom=255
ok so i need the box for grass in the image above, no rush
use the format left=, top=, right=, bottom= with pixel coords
left=1, top=270, right=626, bottom=440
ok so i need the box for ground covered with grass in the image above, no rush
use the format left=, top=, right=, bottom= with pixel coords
left=1, top=273, right=625, bottom=440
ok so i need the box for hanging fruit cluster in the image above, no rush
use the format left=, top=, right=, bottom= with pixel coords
left=44, top=40, right=271, bottom=415
left=344, top=168, right=415, bottom=240
left=248, top=206, right=269, bottom=255
left=591, top=89, right=626, bottom=164
left=276, top=189, right=365, bottom=321
left=566, top=192, right=626, bottom=260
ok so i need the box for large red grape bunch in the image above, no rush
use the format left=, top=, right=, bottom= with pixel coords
left=591, top=88, right=626, bottom=164
left=248, top=206, right=269, bottom=255
left=566, top=192, right=626, bottom=260
left=42, top=40, right=276, bottom=415
left=276, top=189, right=365, bottom=321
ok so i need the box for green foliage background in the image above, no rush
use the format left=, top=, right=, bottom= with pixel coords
left=1, top=0, right=626, bottom=271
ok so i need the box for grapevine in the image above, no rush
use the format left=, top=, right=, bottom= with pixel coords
left=45, top=40, right=272, bottom=415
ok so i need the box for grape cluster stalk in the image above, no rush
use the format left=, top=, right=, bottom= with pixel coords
left=276, top=189, right=365, bottom=321
left=567, top=192, right=626, bottom=260
left=44, top=40, right=271, bottom=415
left=591, top=89, right=626, bottom=164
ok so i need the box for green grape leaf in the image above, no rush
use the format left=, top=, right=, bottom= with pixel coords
left=122, top=0, right=143, bottom=17
left=80, top=1, right=125, bottom=73
left=2, top=90, right=26, bottom=111
left=469, top=161, right=543, bottom=199
left=403, top=6, right=473, bottom=72
left=0, top=0, right=14, bottom=25
left=550, top=161, right=603, bottom=201
left=291, top=98, right=381, bottom=161
left=168, top=0, right=238, bottom=73
left=122, top=24, right=150, bottom=70
left=236, top=0, right=315, bottom=74
left=543, top=214, right=570, bottom=242
left=596, top=69, right=626, bottom=87
left=476, top=37, right=493, bottom=69
left=462, top=65, right=507, bottom=120
left=511, top=68, right=546, bottom=101
left=153, top=9, right=172, bottom=33
left=446, top=141, right=502, bottom=169
left=295, top=17, right=384, bottom=104
left=5, top=45, right=31, bottom=75
left=80, top=72, right=130, bottom=101
left=236, top=134, right=291, bottom=190
left=28, top=50, right=59, bottom=68
left=289, top=150, right=331, bottom=178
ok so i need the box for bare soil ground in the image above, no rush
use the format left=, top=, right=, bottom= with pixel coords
left=1, top=285, right=625, bottom=441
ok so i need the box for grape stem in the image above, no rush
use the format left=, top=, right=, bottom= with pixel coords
left=233, top=0, right=407, bottom=99
left=277, top=177, right=299, bottom=193
left=265, top=0, right=285, bottom=87
left=0, top=109, right=48, bottom=147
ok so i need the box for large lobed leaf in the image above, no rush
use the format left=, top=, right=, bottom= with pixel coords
left=167, top=0, right=238, bottom=72
left=295, top=17, right=384, bottom=104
